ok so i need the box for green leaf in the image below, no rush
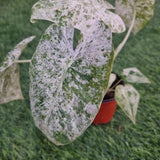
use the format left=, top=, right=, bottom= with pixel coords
left=115, top=0, right=155, bottom=34
left=115, top=84, right=140, bottom=124
left=0, top=36, right=35, bottom=104
left=29, top=21, right=114, bottom=145
left=122, top=67, right=151, bottom=83
left=31, top=0, right=125, bottom=33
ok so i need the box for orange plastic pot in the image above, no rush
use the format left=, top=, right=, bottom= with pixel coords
left=92, top=98, right=117, bottom=124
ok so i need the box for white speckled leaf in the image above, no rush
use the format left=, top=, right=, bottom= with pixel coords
left=115, top=84, right=140, bottom=124
left=115, top=0, right=155, bottom=34
left=0, top=36, right=35, bottom=73
left=122, top=67, right=151, bottom=83
left=0, top=36, right=35, bottom=104
left=91, top=0, right=115, bottom=10
left=0, top=64, right=23, bottom=104
left=29, top=21, right=114, bottom=145
left=30, top=0, right=125, bottom=33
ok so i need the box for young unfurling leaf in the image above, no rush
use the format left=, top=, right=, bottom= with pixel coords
left=107, top=73, right=117, bottom=90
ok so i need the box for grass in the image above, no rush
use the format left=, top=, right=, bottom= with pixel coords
left=0, top=0, right=160, bottom=159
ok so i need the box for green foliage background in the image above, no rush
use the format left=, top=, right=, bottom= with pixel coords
left=0, top=0, right=160, bottom=159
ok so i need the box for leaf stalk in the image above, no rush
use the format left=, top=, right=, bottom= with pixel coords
left=114, top=7, right=136, bottom=60
left=15, top=60, right=31, bottom=63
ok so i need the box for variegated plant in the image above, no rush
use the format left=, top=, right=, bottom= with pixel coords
left=108, top=68, right=151, bottom=124
left=0, top=0, right=155, bottom=145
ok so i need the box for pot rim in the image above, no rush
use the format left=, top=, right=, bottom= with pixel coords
left=102, top=98, right=115, bottom=103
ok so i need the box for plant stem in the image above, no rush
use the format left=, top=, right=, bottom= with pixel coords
left=114, top=7, right=136, bottom=60
left=106, top=79, right=123, bottom=98
left=110, top=79, right=123, bottom=90
left=15, top=60, right=31, bottom=63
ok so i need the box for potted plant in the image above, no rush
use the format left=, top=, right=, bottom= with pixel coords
left=0, top=0, right=155, bottom=145
left=93, top=0, right=154, bottom=124
left=92, top=73, right=124, bottom=124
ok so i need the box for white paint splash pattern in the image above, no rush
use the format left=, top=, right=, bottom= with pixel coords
left=29, top=21, right=114, bottom=145
left=115, top=0, right=155, bottom=34
left=31, top=0, right=125, bottom=33
left=0, top=36, right=35, bottom=74
left=0, top=36, right=35, bottom=104
left=122, top=67, right=151, bottom=83
left=115, top=84, right=140, bottom=124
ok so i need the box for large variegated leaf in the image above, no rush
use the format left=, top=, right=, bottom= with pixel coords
left=29, top=21, right=114, bottom=145
left=30, top=0, right=125, bottom=33
left=115, top=84, right=140, bottom=124
left=0, top=36, right=35, bottom=104
left=115, top=0, right=155, bottom=34
left=122, top=67, right=151, bottom=83
left=91, top=0, right=115, bottom=10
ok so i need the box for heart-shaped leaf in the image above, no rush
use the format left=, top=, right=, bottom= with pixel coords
left=0, top=36, right=35, bottom=104
left=115, top=0, right=155, bottom=34
left=122, top=67, right=151, bottom=83
left=31, top=0, right=125, bottom=33
left=29, top=21, right=114, bottom=145
left=115, top=84, right=140, bottom=124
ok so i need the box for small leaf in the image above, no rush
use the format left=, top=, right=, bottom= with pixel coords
left=31, top=0, right=125, bottom=33
left=115, top=0, right=155, bottom=34
left=122, top=67, right=151, bottom=83
left=107, top=73, right=116, bottom=90
left=115, top=84, right=140, bottom=124
left=29, top=21, right=114, bottom=145
left=0, top=36, right=35, bottom=73
left=0, top=36, right=35, bottom=104
left=0, top=64, right=23, bottom=104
